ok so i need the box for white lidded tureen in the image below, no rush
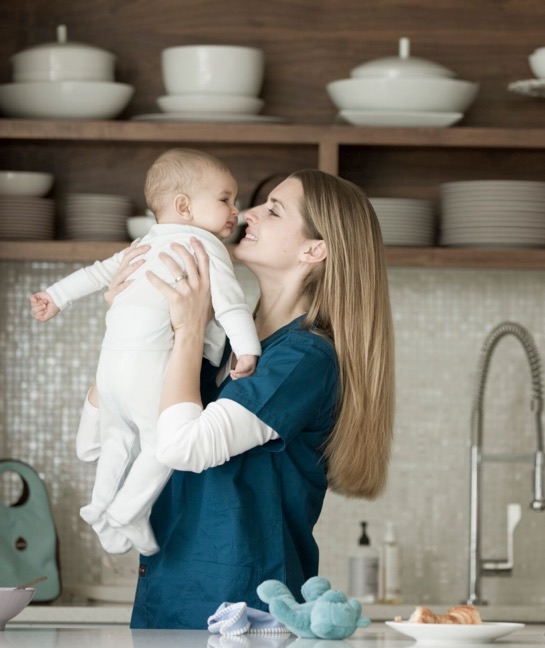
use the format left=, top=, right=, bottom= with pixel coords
left=326, top=37, right=479, bottom=127
left=350, top=37, right=456, bottom=79
left=10, top=25, right=116, bottom=82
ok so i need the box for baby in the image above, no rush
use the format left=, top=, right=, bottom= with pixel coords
left=30, top=148, right=261, bottom=556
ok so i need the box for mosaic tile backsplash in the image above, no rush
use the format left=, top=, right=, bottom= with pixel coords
left=1, top=261, right=544, bottom=606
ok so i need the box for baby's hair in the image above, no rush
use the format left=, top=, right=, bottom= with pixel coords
left=145, top=148, right=232, bottom=215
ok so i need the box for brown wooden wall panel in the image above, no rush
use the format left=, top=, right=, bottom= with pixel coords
left=2, top=0, right=545, bottom=127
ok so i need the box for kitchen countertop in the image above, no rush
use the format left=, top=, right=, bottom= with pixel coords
left=11, top=602, right=545, bottom=626
left=1, top=623, right=544, bottom=648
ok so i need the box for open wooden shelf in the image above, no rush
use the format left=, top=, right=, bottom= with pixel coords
left=3, top=121, right=545, bottom=269
left=2, top=240, right=545, bottom=269
left=4, top=120, right=545, bottom=148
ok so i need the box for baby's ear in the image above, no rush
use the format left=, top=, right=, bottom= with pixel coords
left=174, top=193, right=192, bottom=221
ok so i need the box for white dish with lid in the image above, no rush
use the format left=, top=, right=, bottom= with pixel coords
left=328, top=77, right=478, bottom=113
left=0, top=80, right=133, bottom=119
left=10, top=25, right=116, bottom=82
left=350, top=37, right=456, bottom=79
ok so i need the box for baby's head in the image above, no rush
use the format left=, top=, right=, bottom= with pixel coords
left=144, top=148, right=239, bottom=239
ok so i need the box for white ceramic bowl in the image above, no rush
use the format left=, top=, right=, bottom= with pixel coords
left=0, top=171, right=54, bottom=196
left=0, top=588, right=35, bottom=630
left=127, top=216, right=155, bottom=239
left=157, top=93, right=264, bottom=114
left=0, top=81, right=134, bottom=119
left=327, top=77, right=479, bottom=113
left=161, top=45, right=265, bottom=96
left=10, top=25, right=115, bottom=82
left=529, top=49, right=545, bottom=78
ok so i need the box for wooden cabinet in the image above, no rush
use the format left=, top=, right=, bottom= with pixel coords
left=2, top=1, right=545, bottom=269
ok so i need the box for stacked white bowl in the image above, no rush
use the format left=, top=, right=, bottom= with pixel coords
left=155, top=45, right=265, bottom=121
left=369, top=198, right=436, bottom=246
left=0, top=171, right=55, bottom=240
left=439, top=180, right=545, bottom=248
left=64, top=193, right=133, bottom=241
left=127, top=210, right=156, bottom=240
left=0, top=25, right=133, bottom=119
left=327, top=37, right=479, bottom=127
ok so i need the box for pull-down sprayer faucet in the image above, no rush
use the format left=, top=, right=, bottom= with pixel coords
left=467, top=322, right=545, bottom=606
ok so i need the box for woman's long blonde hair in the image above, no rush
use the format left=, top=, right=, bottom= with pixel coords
left=291, top=169, right=395, bottom=499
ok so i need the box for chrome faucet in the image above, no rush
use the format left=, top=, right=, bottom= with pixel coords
left=467, top=321, right=545, bottom=606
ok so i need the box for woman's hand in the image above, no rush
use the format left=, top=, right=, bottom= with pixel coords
left=146, top=238, right=212, bottom=336
left=104, top=241, right=150, bottom=306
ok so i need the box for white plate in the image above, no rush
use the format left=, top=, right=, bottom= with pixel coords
left=131, top=112, right=286, bottom=123
left=508, top=79, right=545, bottom=97
left=157, top=93, right=264, bottom=115
left=385, top=621, right=525, bottom=644
left=338, top=110, right=464, bottom=127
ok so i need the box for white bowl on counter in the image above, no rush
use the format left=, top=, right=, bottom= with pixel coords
left=327, top=77, right=479, bottom=113
left=0, top=171, right=54, bottom=196
left=161, top=45, right=265, bottom=96
left=0, top=81, right=134, bottom=119
left=157, top=93, right=264, bottom=114
left=0, top=587, right=36, bottom=630
left=10, top=25, right=116, bottom=83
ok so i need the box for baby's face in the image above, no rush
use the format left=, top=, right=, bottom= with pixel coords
left=189, top=169, right=239, bottom=239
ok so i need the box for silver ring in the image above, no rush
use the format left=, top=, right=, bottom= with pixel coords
left=174, top=273, right=188, bottom=283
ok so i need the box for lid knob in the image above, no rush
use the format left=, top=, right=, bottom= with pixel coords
left=399, top=37, right=410, bottom=59
left=56, top=25, right=68, bottom=43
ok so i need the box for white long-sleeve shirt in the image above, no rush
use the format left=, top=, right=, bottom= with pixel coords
left=156, top=398, right=279, bottom=472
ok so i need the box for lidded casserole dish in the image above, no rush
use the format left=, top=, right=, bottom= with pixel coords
left=10, top=25, right=116, bottom=82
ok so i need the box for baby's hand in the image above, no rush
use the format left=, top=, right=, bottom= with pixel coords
left=230, top=354, right=258, bottom=380
left=30, top=291, right=60, bottom=323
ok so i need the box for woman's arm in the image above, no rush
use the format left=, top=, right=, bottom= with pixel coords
left=145, top=238, right=213, bottom=411
left=155, top=398, right=279, bottom=471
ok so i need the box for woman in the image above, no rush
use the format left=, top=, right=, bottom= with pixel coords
left=108, top=169, right=395, bottom=629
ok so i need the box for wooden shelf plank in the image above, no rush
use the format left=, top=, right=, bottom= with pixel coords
left=385, top=247, right=545, bottom=269
left=0, top=241, right=128, bottom=262
left=2, top=241, right=545, bottom=268
left=2, top=120, right=545, bottom=150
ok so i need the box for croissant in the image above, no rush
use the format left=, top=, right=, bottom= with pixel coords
left=408, top=604, right=482, bottom=625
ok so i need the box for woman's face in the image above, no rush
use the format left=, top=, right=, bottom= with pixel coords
left=234, top=177, right=310, bottom=273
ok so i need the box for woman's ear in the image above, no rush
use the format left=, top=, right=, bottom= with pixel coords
left=301, top=239, right=327, bottom=265
left=174, top=193, right=192, bottom=222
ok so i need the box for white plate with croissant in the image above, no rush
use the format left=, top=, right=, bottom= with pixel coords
left=386, top=605, right=524, bottom=644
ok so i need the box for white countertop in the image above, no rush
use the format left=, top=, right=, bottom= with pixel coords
left=1, top=623, right=544, bottom=648
left=10, top=602, right=545, bottom=626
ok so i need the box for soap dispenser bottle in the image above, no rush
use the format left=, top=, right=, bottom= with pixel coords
left=348, top=521, right=379, bottom=603
left=379, top=520, right=401, bottom=603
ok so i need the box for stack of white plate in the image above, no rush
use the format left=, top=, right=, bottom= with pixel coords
left=64, top=193, right=132, bottom=241
left=369, top=197, right=436, bottom=246
left=0, top=195, right=55, bottom=240
left=439, top=181, right=545, bottom=248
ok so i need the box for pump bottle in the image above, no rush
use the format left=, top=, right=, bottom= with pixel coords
left=348, top=521, right=379, bottom=603
left=379, top=520, right=401, bottom=603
